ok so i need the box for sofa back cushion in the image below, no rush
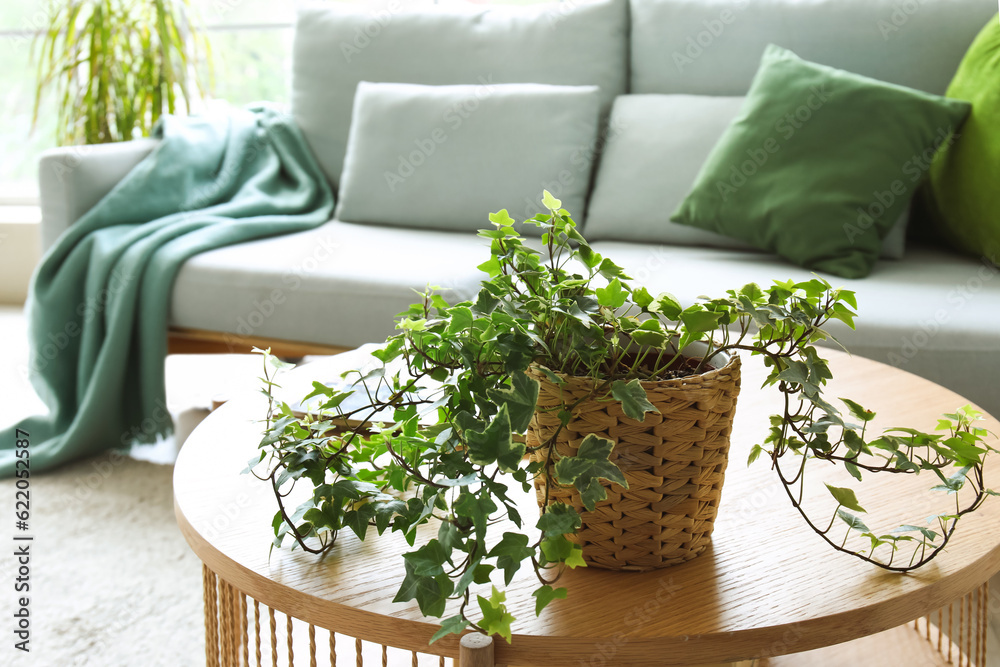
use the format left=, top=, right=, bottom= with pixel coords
left=669, top=44, right=971, bottom=279
left=584, top=93, right=911, bottom=258
left=293, top=0, right=628, bottom=191
left=630, top=0, right=996, bottom=96
left=336, top=82, right=602, bottom=233
left=584, top=94, right=754, bottom=249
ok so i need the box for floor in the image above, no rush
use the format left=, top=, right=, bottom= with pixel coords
left=0, top=304, right=265, bottom=666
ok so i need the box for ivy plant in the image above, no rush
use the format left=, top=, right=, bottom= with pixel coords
left=247, top=192, right=996, bottom=643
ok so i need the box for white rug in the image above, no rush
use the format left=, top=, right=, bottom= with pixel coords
left=2, top=454, right=204, bottom=666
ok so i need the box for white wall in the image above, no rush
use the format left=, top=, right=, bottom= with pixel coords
left=0, top=214, right=41, bottom=305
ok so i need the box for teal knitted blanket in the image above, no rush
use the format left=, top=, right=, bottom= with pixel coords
left=1, top=106, right=334, bottom=476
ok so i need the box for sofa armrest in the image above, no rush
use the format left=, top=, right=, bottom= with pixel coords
left=38, top=138, right=159, bottom=252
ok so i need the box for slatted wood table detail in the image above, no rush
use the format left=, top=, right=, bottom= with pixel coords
left=174, top=348, right=1000, bottom=666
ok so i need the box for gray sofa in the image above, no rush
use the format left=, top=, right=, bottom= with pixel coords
left=38, top=0, right=1000, bottom=416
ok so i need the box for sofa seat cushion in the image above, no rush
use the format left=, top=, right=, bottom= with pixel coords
left=169, top=220, right=490, bottom=348
left=293, top=0, right=628, bottom=189
left=592, top=240, right=1000, bottom=415
left=169, top=217, right=1000, bottom=416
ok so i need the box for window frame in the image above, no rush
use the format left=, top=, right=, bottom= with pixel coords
left=0, top=19, right=295, bottom=208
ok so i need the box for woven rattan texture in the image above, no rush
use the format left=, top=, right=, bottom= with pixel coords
left=526, top=354, right=742, bottom=571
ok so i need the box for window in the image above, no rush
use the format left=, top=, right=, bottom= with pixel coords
left=0, top=0, right=297, bottom=205
left=0, top=1, right=54, bottom=204
left=190, top=0, right=296, bottom=109
left=0, top=0, right=553, bottom=206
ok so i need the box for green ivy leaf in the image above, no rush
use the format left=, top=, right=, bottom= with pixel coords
left=831, top=302, right=857, bottom=330
left=801, top=347, right=833, bottom=387
left=893, top=524, right=939, bottom=542
left=631, top=318, right=667, bottom=347
left=487, top=532, right=534, bottom=585
left=630, top=330, right=667, bottom=347
left=438, top=521, right=463, bottom=550
left=775, top=360, right=810, bottom=386
left=454, top=492, right=499, bottom=544
left=836, top=288, right=858, bottom=309
left=302, top=503, right=339, bottom=532
left=473, top=564, right=495, bottom=584
left=343, top=502, right=376, bottom=540
left=651, top=293, right=682, bottom=320
left=942, top=437, right=987, bottom=466
left=611, top=379, right=659, bottom=422
left=403, top=539, right=451, bottom=577
left=554, top=434, right=628, bottom=511
left=564, top=225, right=589, bottom=246
left=596, top=278, right=627, bottom=309
left=532, top=585, right=568, bottom=615
left=539, top=534, right=586, bottom=568
left=892, top=450, right=919, bottom=472
left=825, top=484, right=866, bottom=513
left=489, top=209, right=515, bottom=227
left=577, top=243, right=602, bottom=269
left=438, top=473, right=480, bottom=488
left=541, top=190, right=562, bottom=211
left=632, top=286, right=654, bottom=309
left=739, top=283, right=764, bottom=302
left=841, top=398, right=875, bottom=422
left=466, top=405, right=524, bottom=472
left=373, top=499, right=407, bottom=534
left=747, top=444, right=764, bottom=466
left=486, top=371, right=540, bottom=433
left=837, top=509, right=870, bottom=533
left=243, top=451, right=266, bottom=475
left=301, top=380, right=335, bottom=402
left=563, top=543, right=586, bottom=568
left=473, top=288, right=500, bottom=315
left=681, top=308, right=723, bottom=333
left=477, top=257, right=502, bottom=278
left=478, top=587, right=515, bottom=643
left=843, top=430, right=870, bottom=457
left=430, top=616, right=470, bottom=644
left=394, top=562, right=453, bottom=618
left=931, top=465, right=971, bottom=493
left=536, top=503, right=582, bottom=538
left=597, top=257, right=627, bottom=281
left=447, top=306, right=474, bottom=334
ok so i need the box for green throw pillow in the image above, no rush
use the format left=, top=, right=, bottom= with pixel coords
left=920, top=15, right=1000, bottom=261
left=671, top=44, right=972, bottom=279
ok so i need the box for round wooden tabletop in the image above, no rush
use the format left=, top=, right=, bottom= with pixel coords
left=173, top=347, right=1000, bottom=666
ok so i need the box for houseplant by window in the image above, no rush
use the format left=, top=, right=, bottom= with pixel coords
left=32, top=0, right=211, bottom=145
left=249, top=193, right=995, bottom=642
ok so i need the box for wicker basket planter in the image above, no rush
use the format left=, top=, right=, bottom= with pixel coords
left=526, top=350, right=742, bottom=571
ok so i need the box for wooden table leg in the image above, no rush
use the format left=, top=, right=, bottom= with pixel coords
left=203, top=564, right=248, bottom=667
left=203, top=565, right=221, bottom=667
left=460, top=633, right=495, bottom=666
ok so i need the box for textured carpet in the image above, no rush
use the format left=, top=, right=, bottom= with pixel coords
left=0, top=305, right=262, bottom=666
left=1, top=454, right=204, bottom=666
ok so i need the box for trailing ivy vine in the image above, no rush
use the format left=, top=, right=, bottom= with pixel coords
left=246, top=193, right=996, bottom=642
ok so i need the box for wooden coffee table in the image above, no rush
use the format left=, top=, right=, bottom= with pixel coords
left=174, top=347, right=1000, bottom=666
